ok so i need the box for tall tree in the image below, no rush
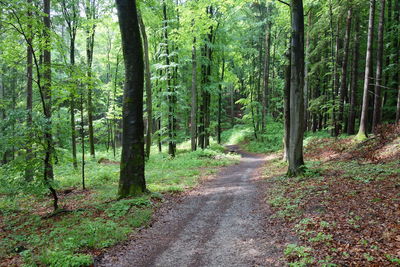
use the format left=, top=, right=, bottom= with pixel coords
left=43, top=0, right=58, bottom=210
left=262, top=19, right=271, bottom=132
left=190, top=36, right=197, bottom=151
left=163, top=0, right=176, bottom=157
left=396, top=0, right=400, bottom=122
left=347, top=15, right=360, bottom=134
left=138, top=12, right=152, bottom=159
left=116, top=0, right=146, bottom=197
left=25, top=0, right=33, bottom=180
left=357, top=0, right=376, bottom=139
left=288, top=0, right=305, bottom=176
left=84, top=0, right=98, bottom=158
left=338, top=8, right=352, bottom=134
left=61, top=0, right=79, bottom=169
left=372, top=0, right=386, bottom=131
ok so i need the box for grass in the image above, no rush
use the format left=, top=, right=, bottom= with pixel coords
left=0, top=142, right=239, bottom=266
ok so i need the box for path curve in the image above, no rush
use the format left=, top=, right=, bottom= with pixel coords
left=95, top=146, right=281, bottom=267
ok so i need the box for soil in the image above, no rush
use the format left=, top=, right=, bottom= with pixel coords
left=94, top=146, right=293, bottom=267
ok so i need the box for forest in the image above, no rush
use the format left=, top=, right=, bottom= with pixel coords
left=0, top=0, right=399, bottom=266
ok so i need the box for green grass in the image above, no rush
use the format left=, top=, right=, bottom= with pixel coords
left=221, top=120, right=284, bottom=153
left=0, top=142, right=239, bottom=266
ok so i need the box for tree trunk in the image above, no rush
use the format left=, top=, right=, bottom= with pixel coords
left=217, top=57, right=225, bottom=144
left=395, top=0, right=400, bottom=122
left=262, top=22, right=271, bottom=132
left=347, top=15, right=360, bottom=135
left=25, top=0, right=34, bottom=181
left=43, top=0, right=58, bottom=211
left=372, top=0, right=386, bottom=131
left=288, top=0, right=305, bottom=176
left=230, top=85, right=235, bottom=127
left=116, top=0, right=146, bottom=197
left=357, top=0, right=376, bottom=139
left=85, top=0, right=96, bottom=158
left=190, top=37, right=197, bottom=151
left=138, top=13, right=152, bottom=159
left=283, top=49, right=291, bottom=162
left=304, top=11, right=311, bottom=131
left=338, top=8, right=352, bottom=134
left=163, top=0, right=175, bottom=157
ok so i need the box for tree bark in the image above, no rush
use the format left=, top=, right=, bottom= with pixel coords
left=395, top=0, right=400, bottom=122
left=304, top=11, right=311, bottom=131
left=262, top=21, right=271, bottom=132
left=217, top=57, right=225, bottom=144
left=116, top=0, right=146, bottom=197
left=372, top=0, right=386, bottom=131
left=61, top=0, right=79, bottom=169
left=85, top=0, right=97, bottom=158
left=347, top=15, right=360, bottom=135
left=43, top=0, right=58, bottom=211
left=357, top=0, right=376, bottom=139
left=338, top=8, right=352, bottom=134
left=138, top=13, right=152, bottom=159
left=25, top=0, right=34, bottom=180
left=163, top=0, right=176, bottom=157
left=190, top=37, right=197, bottom=151
left=283, top=49, right=291, bottom=162
left=287, top=0, right=305, bottom=176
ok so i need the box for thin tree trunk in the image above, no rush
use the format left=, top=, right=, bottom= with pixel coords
left=163, top=0, right=175, bottom=157
left=338, top=8, right=352, bottom=134
left=357, top=0, right=376, bottom=139
left=372, top=0, right=386, bottom=131
left=116, top=0, right=146, bottom=197
left=85, top=0, right=97, bottom=158
left=304, top=11, right=311, bottom=131
left=138, top=13, right=152, bottom=159
left=80, top=90, right=85, bottom=190
left=347, top=15, right=360, bottom=134
left=230, top=85, right=235, bottom=127
left=396, top=0, right=400, bottom=122
left=43, top=0, right=58, bottom=211
left=191, top=37, right=197, bottom=151
left=283, top=49, right=291, bottom=162
left=218, top=57, right=225, bottom=144
left=262, top=22, right=271, bottom=132
left=25, top=0, right=34, bottom=181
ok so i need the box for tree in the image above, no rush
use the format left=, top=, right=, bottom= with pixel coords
left=372, top=0, right=386, bottom=131
left=347, top=15, right=360, bottom=135
left=357, top=0, right=376, bottom=139
left=116, top=0, right=146, bottom=197
left=138, top=12, right=152, bottom=159
left=338, top=8, right=352, bottom=134
left=61, top=0, right=79, bottom=169
left=191, top=36, right=197, bottom=151
left=84, top=0, right=98, bottom=158
left=287, top=0, right=305, bottom=176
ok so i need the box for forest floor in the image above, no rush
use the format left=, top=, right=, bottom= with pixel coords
left=0, top=143, right=239, bottom=266
left=264, top=124, right=400, bottom=266
left=95, top=146, right=295, bottom=267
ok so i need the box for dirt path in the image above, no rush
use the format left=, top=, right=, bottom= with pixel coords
left=95, top=147, right=286, bottom=267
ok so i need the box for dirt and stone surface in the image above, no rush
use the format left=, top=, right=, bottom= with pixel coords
left=95, top=146, right=293, bottom=267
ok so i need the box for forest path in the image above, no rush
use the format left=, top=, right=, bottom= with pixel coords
left=95, top=146, right=283, bottom=267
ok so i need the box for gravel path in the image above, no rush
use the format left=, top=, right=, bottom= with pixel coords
left=95, top=147, right=285, bottom=267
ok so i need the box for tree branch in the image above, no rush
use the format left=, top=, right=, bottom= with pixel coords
left=277, top=0, right=291, bottom=7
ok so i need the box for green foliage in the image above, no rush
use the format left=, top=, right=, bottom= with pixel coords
left=284, top=244, right=315, bottom=267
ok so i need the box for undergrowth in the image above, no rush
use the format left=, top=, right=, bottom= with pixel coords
left=0, top=142, right=239, bottom=266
